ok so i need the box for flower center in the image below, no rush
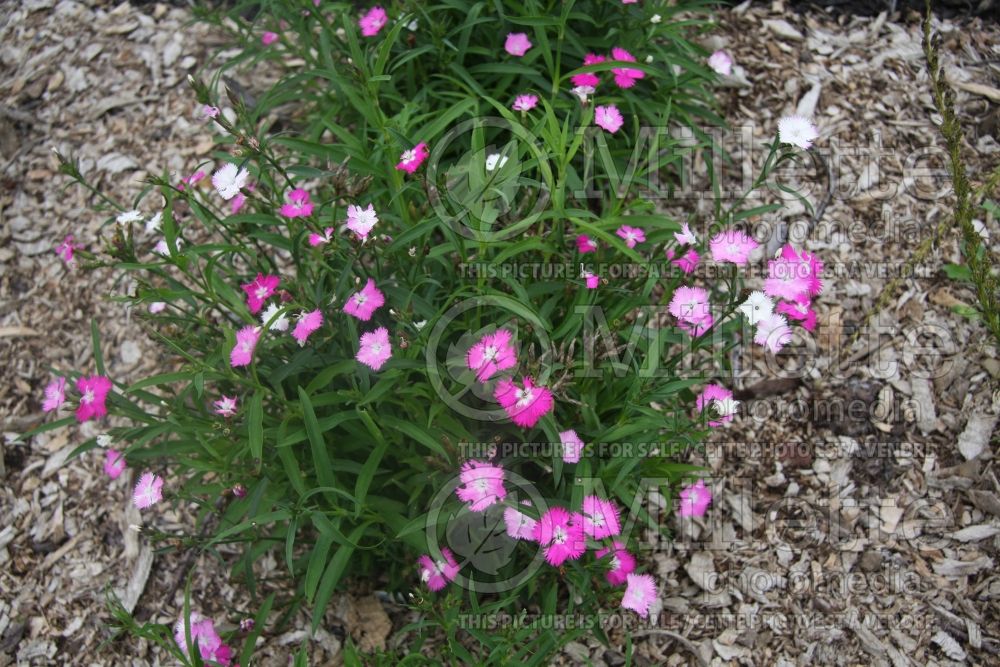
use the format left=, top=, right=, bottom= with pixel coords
left=82, top=389, right=94, bottom=404
left=515, top=388, right=534, bottom=407
left=553, top=526, right=567, bottom=545
left=255, top=286, right=269, bottom=299
left=474, top=478, right=489, bottom=492
left=355, top=294, right=367, bottom=305
left=589, top=513, right=604, bottom=527
left=370, top=343, right=382, bottom=354
left=402, top=150, right=415, bottom=163
left=482, top=345, right=498, bottom=361
left=610, top=556, right=621, bottom=571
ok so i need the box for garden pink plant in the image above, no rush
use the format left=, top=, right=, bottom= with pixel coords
left=559, top=429, right=584, bottom=463
left=615, top=224, right=645, bottom=248
left=292, top=309, right=324, bottom=346
left=512, top=94, right=538, bottom=112
left=678, top=479, right=712, bottom=517
left=674, top=222, right=697, bottom=246
left=42, top=377, right=66, bottom=412
left=595, top=104, right=624, bottom=133
left=356, top=327, right=392, bottom=371
left=621, top=573, right=657, bottom=618
left=533, top=507, right=586, bottom=566
left=466, top=329, right=517, bottom=382
left=279, top=188, right=314, bottom=218
left=610, top=47, right=644, bottom=88
left=504, top=32, right=532, bottom=56
left=696, top=384, right=736, bottom=427
left=241, top=273, right=279, bottom=314
left=738, top=290, right=774, bottom=325
left=358, top=6, right=387, bottom=36
left=75, top=375, right=112, bottom=422
left=174, top=612, right=234, bottom=666
left=418, top=548, right=460, bottom=591
left=55, top=235, right=77, bottom=266
left=346, top=203, right=379, bottom=240
left=581, top=495, right=621, bottom=540
left=570, top=53, right=605, bottom=88
left=396, top=143, right=429, bottom=173
left=261, top=31, right=278, bottom=46
left=504, top=501, right=538, bottom=540
left=709, top=229, right=758, bottom=265
left=455, top=460, right=507, bottom=511
left=133, top=472, right=164, bottom=509
left=343, top=278, right=385, bottom=321
left=214, top=395, right=238, bottom=417
left=707, top=50, right=733, bottom=76
left=212, top=163, right=249, bottom=200
left=494, top=377, right=554, bottom=428
left=230, top=326, right=261, bottom=367
left=104, top=450, right=126, bottom=479
left=778, top=115, right=819, bottom=150
left=754, top=313, right=793, bottom=353
left=575, top=234, right=597, bottom=254
left=596, top=541, right=636, bottom=586
left=668, top=286, right=711, bottom=329
left=308, top=227, right=334, bottom=246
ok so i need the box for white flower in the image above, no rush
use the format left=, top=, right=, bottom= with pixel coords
left=651, top=14, right=662, bottom=23
left=644, top=55, right=653, bottom=64
left=116, top=209, right=142, bottom=224
left=145, top=212, right=162, bottom=234
left=406, top=19, right=418, bottom=31
left=408, top=246, right=417, bottom=257
left=571, top=85, right=595, bottom=103
left=148, top=302, right=166, bottom=314
left=707, top=50, right=733, bottom=76
left=414, top=320, right=427, bottom=331
left=261, top=303, right=290, bottom=332
left=485, top=153, right=509, bottom=172
left=754, top=313, right=793, bottom=354
left=712, top=397, right=740, bottom=418
left=212, top=163, right=250, bottom=200
left=674, top=222, right=697, bottom=246
left=973, top=219, right=989, bottom=241
left=777, top=115, right=819, bottom=150
left=96, top=434, right=113, bottom=447
left=738, top=291, right=775, bottom=325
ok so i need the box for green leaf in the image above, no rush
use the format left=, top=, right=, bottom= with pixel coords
left=248, top=392, right=264, bottom=466
left=311, top=523, right=370, bottom=630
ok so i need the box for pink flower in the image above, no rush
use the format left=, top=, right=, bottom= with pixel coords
left=104, top=449, right=126, bottom=479
left=466, top=329, right=517, bottom=382
left=292, top=309, right=324, bottom=346
left=709, top=229, right=759, bottom=265
left=667, top=248, right=699, bottom=274
left=596, top=541, right=636, bottom=586
left=512, top=94, right=538, bottom=112
left=777, top=297, right=817, bottom=332
left=174, top=613, right=234, bottom=666
left=202, top=105, right=220, bottom=119
left=504, top=32, right=532, bottom=57
left=494, top=377, right=554, bottom=428
left=583, top=270, right=599, bottom=289
left=346, top=204, right=378, bottom=240
left=418, top=548, right=459, bottom=591
left=610, top=47, right=645, bottom=88
left=262, top=31, right=279, bottom=46
left=42, top=377, right=67, bottom=412
left=359, top=6, right=387, bottom=37
left=707, top=50, right=733, bottom=76
left=696, top=384, right=736, bottom=427
left=178, top=169, right=206, bottom=192
left=780, top=245, right=824, bottom=297
left=595, top=104, right=624, bottom=133
left=231, top=193, right=247, bottom=214
left=559, top=429, right=584, bottom=463
left=504, top=501, right=537, bottom=540
left=674, top=222, right=697, bottom=246
left=309, top=228, right=334, bottom=246
left=754, top=313, right=793, bottom=354
left=148, top=302, right=166, bottom=314
left=533, top=507, right=586, bottom=566
left=241, top=273, right=280, bottom=314
left=55, top=235, right=78, bottom=266
left=230, top=326, right=261, bottom=368
left=778, top=115, right=819, bottom=150
left=212, top=163, right=249, bottom=200
left=357, top=327, right=392, bottom=371
left=616, top=225, right=645, bottom=248
left=678, top=479, right=712, bottom=517
left=581, top=495, right=621, bottom=540
left=570, top=53, right=605, bottom=88
left=668, top=286, right=711, bottom=328
left=214, top=395, right=238, bottom=418
left=75, top=375, right=112, bottom=422
left=621, top=573, right=657, bottom=618
left=396, top=143, right=429, bottom=174
left=279, top=188, right=314, bottom=218
left=455, top=460, right=506, bottom=511
left=343, top=278, right=385, bottom=321
left=133, top=472, right=164, bottom=509
left=575, top=235, right=598, bottom=254
left=764, top=256, right=810, bottom=302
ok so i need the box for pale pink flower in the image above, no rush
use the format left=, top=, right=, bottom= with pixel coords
left=616, top=224, right=645, bottom=248
left=466, top=329, right=517, bottom=382
left=575, top=235, right=598, bottom=254
left=104, top=449, right=126, bottom=479
left=709, top=229, right=759, bottom=265
left=309, top=227, right=334, bottom=246
left=533, top=507, right=586, bottom=566
left=494, top=377, right=554, bottom=428
left=678, top=314, right=714, bottom=337
left=512, top=94, right=538, bottom=112
left=396, top=143, right=429, bottom=173
left=174, top=613, right=234, bottom=666
left=417, top=548, right=459, bottom=591
left=667, top=248, right=699, bottom=274
left=359, top=6, right=388, bottom=37
left=148, top=301, right=166, bottom=314
left=581, top=495, right=621, bottom=540
left=674, top=222, right=697, bottom=246
left=292, top=309, right=323, bottom=346
left=55, top=235, right=78, bottom=266
left=133, top=472, right=164, bottom=509
left=778, top=115, right=819, bottom=150
left=76, top=375, right=112, bottom=422
left=202, top=105, right=220, bottom=119
left=178, top=169, right=206, bottom=192
left=230, top=326, right=261, bottom=367
left=504, top=32, right=532, bottom=57
left=455, top=460, right=507, bottom=511
left=356, top=327, right=392, bottom=371
left=241, top=273, right=280, bottom=314
left=571, top=53, right=605, bottom=88
left=571, top=85, right=595, bottom=103
left=596, top=541, right=636, bottom=586
left=214, top=395, right=238, bottom=418
left=764, top=257, right=811, bottom=302
left=42, top=377, right=67, bottom=412
left=668, top=285, right=711, bottom=328
left=279, top=188, right=314, bottom=218
left=595, top=104, right=624, bottom=133
left=343, top=278, right=385, bottom=321
left=610, top=47, right=645, bottom=88
left=621, top=573, right=657, bottom=618
left=504, top=500, right=537, bottom=540
left=261, top=31, right=279, bottom=46
left=678, top=479, right=712, bottom=517
left=754, top=313, right=793, bottom=353
left=212, top=163, right=250, bottom=200
left=707, top=50, right=733, bottom=76
left=559, top=429, right=584, bottom=463
left=696, top=384, right=735, bottom=427
left=346, top=204, right=378, bottom=240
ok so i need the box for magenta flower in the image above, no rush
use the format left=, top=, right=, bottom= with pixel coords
left=667, top=248, right=699, bottom=274
left=533, top=507, right=586, bottom=566
left=357, top=327, right=392, bottom=371
left=696, top=384, right=735, bottom=427
left=396, top=142, right=429, bottom=174
left=754, top=313, right=793, bottom=353
left=575, top=235, right=598, bottom=254
left=777, top=297, right=817, bottom=332
left=214, top=395, right=238, bottom=418
left=241, top=273, right=280, bottom=314
left=707, top=50, right=733, bottom=76
left=202, top=105, right=220, bottom=119
left=212, top=163, right=250, bottom=200
left=610, top=47, right=645, bottom=89
left=512, top=94, right=538, bottom=112
left=418, top=548, right=460, bottom=591
left=668, top=285, right=711, bottom=328
left=778, top=115, right=819, bottom=150
left=55, top=235, right=78, bottom=266
left=570, top=53, right=605, bottom=88
left=678, top=479, right=712, bottom=517
left=678, top=315, right=714, bottom=338
left=359, top=6, right=388, bottom=37
left=780, top=245, right=824, bottom=296
left=279, top=188, right=314, bottom=218
left=595, top=105, right=624, bottom=134
left=230, top=326, right=261, bottom=368
left=346, top=204, right=379, bottom=240
left=621, top=573, right=657, bottom=618
left=309, top=227, right=334, bottom=246
left=231, top=193, right=247, bottom=214
left=596, top=541, right=636, bottom=586
left=494, top=377, right=554, bottom=428
left=261, top=31, right=279, bottom=46
left=616, top=224, right=645, bottom=249
left=292, top=309, right=323, bottom=346
left=42, top=377, right=67, bottom=412
left=583, top=269, right=599, bottom=289
left=343, top=278, right=385, bottom=321
left=174, top=613, right=235, bottom=666
left=504, top=32, right=532, bottom=57
left=455, top=460, right=507, bottom=511
left=466, top=329, right=517, bottom=382
left=559, top=429, right=584, bottom=463
left=581, top=495, right=621, bottom=540
left=504, top=501, right=537, bottom=540
left=75, top=375, right=112, bottom=422
left=178, top=169, right=206, bottom=192
left=104, top=450, right=127, bottom=480
left=709, top=229, right=759, bottom=265
left=674, top=222, right=697, bottom=246
left=133, top=472, right=164, bottom=509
